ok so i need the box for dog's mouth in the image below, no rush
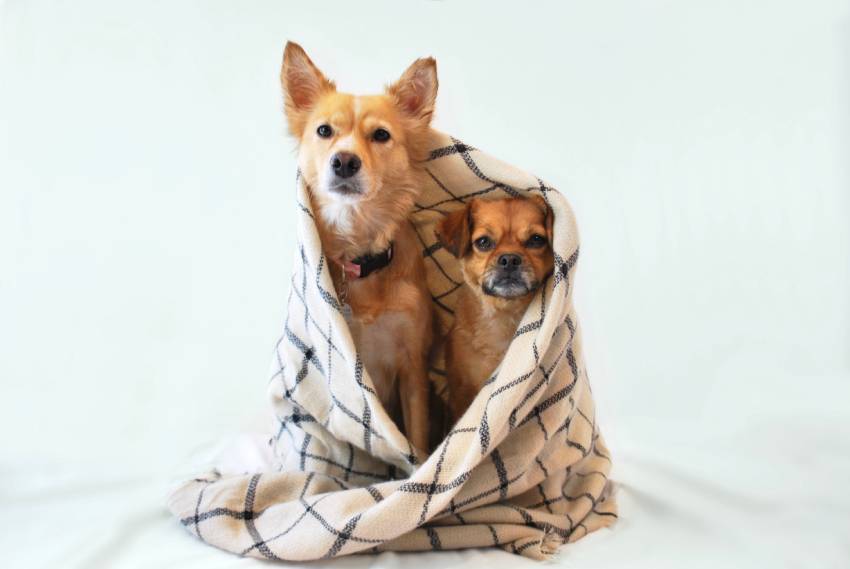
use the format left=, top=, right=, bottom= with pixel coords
left=328, top=182, right=364, bottom=196
left=481, top=271, right=538, bottom=299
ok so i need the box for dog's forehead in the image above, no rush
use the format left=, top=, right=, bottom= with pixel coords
left=470, top=200, right=509, bottom=235
left=314, top=92, right=354, bottom=114
left=314, top=92, right=399, bottom=125
left=508, top=199, right=547, bottom=229
left=356, top=94, right=398, bottom=115
left=472, top=199, right=545, bottom=236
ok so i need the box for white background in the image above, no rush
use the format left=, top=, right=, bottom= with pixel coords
left=2, top=1, right=849, bottom=568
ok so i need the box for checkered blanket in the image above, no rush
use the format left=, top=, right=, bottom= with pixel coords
left=167, top=130, right=617, bottom=560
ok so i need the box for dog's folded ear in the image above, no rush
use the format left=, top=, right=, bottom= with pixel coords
left=387, top=57, right=438, bottom=126
left=281, top=42, right=335, bottom=136
left=436, top=203, right=472, bottom=258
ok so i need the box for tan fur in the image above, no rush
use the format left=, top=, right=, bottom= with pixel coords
left=436, top=196, right=555, bottom=422
left=281, top=42, right=436, bottom=454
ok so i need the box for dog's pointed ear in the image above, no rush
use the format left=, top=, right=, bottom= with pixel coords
left=529, top=194, right=554, bottom=242
left=436, top=203, right=472, bottom=258
left=387, top=57, right=438, bottom=125
left=281, top=42, right=335, bottom=137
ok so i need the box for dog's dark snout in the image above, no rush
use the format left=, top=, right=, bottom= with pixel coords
left=331, top=152, right=361, bottom=179
left=497, top=253, right=523, bottom=271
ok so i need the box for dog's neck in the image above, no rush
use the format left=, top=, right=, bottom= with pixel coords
left=309, top=194, right=401, bottom=262
left=455, top=284, right=533, bottom=357
left=306, top=165, right=423, bottom=261
left=478, top=292, right=533, bottom=322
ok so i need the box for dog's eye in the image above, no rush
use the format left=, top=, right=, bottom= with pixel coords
left=317, top=124, right=333, bottom=138
left=372, top=128, right=391, bottom=143
left=526, top=234, right=547, bottom=248
left=474, top=236, right=494, bottom=251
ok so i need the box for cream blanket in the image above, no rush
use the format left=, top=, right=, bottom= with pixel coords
left=167, top=130, right=617, bottom=560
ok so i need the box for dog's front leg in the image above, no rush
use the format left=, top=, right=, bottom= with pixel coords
left=399, top=359, right=430, bottom=458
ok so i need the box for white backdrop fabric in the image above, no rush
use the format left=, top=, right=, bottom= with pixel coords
left=1, top=1, right=849, bottom=568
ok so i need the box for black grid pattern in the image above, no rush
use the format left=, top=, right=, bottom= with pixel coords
left=167, top=130, right=617, bottom=561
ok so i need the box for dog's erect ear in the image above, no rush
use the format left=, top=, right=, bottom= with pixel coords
left=387, top=57, right=438, bottom=125
left=529, top=194, right=554, bottom=242
left=281, top=42, right=335, bottom=137
left=435, top=203, right=472, bottom=258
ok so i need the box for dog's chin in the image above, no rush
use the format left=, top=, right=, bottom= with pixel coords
left=481, top=276, right=538, bottom=299
left=326, top=181, right=365, bottom=197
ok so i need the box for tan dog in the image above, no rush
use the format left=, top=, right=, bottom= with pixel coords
left=281, top=42, right=435, bottom=455
left=436, top=196, right=554, bottom=422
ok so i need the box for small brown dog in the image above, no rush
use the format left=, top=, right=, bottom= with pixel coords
left=280, top=42, right=436, bottom=454
left=436, top=196, right=554, bottom=421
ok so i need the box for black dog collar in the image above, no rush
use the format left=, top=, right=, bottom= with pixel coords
left=340, top=243, right=394, bottom=279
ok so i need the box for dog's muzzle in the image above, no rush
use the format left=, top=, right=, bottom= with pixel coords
left=326, top=152, right=365, bottom=195
left=482, top=257, right=538, bottom=298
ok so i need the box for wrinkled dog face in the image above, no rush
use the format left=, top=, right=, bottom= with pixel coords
left=436, top=196, right=555, bottom=299
left=280, top=42, right=437, bottom=210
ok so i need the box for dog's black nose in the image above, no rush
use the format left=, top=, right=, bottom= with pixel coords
left=498, top=253, right=522, bottom=271
left=331, top=152, right=361, bottom=179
